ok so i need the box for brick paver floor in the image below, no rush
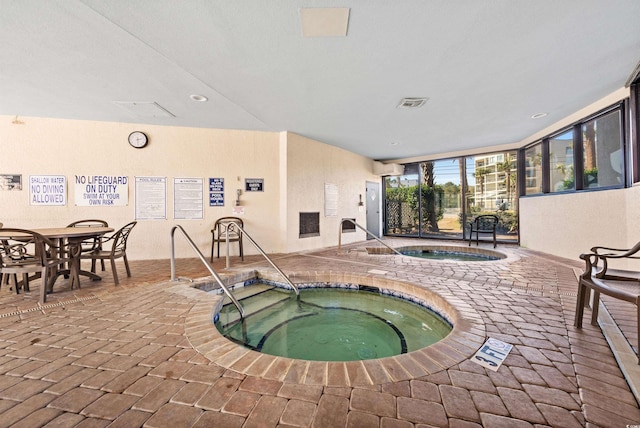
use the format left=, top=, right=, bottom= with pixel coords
left=1, top=238, right=638, bottom=427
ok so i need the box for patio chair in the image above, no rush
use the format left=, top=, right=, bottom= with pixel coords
left=0, top=228, right=70, bottom=303
left=210, top=217, right=244, bottom=262
left=79, top=221, right=136, bottom=285
left=575, top=242, right=640, bottom=363
left=67, top=219, right=109, bottom=272
left=468, top=215, right=499, bottom=248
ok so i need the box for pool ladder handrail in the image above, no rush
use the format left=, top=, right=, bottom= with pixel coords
left=170, top=225, right=245, bottom=318
left=223, top=221, right=299, bottom=297
left=338, top=218, right=403, bottom=255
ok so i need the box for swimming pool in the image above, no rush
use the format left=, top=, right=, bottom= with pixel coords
left=214, top=283, right=452, bottom=361
left=401, top=249, right=500, bottom=261
left=367, top=245, right=506, bottom=261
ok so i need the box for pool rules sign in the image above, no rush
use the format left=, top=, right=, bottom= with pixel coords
left=29, top=175, right=66, bottom=206
left=74, top=175, right=129, bottom=206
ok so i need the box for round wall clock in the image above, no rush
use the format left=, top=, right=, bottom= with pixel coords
left=128, top=131, right=148, bottom=148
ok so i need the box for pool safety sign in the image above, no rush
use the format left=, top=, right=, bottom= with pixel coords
left=209, top=178, right=224, bottom=206
left=472, top=337, right=513, bottom=371
left=74, top=175, right=128, bottom=206
left=30, top=175, right=66, bottom=206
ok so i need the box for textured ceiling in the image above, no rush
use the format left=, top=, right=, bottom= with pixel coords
left=2, top=0, right=640, bottom=161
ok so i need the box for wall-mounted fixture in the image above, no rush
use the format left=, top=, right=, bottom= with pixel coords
left=358, top=194, right=364, bottom=207
left=235, top=189, right=242, bottom=206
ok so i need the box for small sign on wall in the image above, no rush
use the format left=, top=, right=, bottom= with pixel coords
left=245, top=178, right=264, bottom=192
left=209, top=178, right=224, bottom=206
left=30, top=175, right=66, bottom=206
left=0, top=174, right=22, bottom=191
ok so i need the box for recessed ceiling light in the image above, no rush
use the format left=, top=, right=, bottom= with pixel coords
left=397, top=97, right=428, bottom=109
left=531, top=112, right=547, bottom=119
left=190, top=94, right=208, bottom=102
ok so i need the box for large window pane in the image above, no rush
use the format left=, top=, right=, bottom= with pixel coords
left=524, top=144, right=542, bottom=195
left=549, top=130, right=574, bottom=192
left=466, top=152, right=518, bottom=240
left=582, top=110, right=623, bottom=188
left=420, top=159, right=462, bottom=238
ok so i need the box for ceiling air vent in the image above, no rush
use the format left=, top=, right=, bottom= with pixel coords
left=397, top=97, right=428, bottom=109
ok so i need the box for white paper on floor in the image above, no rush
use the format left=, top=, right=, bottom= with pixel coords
left=471, top=337, right=513, bottom=371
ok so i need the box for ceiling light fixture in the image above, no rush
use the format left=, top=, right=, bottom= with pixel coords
left=190, top=94, right=208, bottom=102
left=390, top=142, right=399, bottom=146
left=531, top=112, right=547, bottom=119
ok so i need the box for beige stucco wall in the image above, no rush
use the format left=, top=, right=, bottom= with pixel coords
left=1, top=116, right=378, bottom=260
left=284, top=132, right=377, bottom=252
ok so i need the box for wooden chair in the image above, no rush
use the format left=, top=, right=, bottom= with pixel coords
left=468, top=215, right=499, bottom=248
left=67, top=219, right=109, bottom=272
left=79, top=221, right=136, bottom=285
left=575, top=243, right=640, bottom=363
left=210, top=217, right=244, bottom=262
left=0, top=228, right=70, bottom=303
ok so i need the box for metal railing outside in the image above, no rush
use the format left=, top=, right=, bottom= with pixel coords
left=222, top=222, right=299, bottom=297
left=170, top=225, right=245, bottom=318
left=338, top=218, right=403, bottom=255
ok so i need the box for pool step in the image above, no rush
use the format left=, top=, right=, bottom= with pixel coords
left=221, top=283, right=276, bottom=304
left=218, top=287, right=292, bottom=327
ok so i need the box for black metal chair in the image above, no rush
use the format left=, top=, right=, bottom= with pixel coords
left=79, top=221, right=136, bottom=285
left=210, top=217, right=244, bottom=262
left=468, top=215, right=499, bottom=248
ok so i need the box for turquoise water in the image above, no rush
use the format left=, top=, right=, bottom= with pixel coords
left=214, top=285, right=452, bottom=361
left=402, top=250, right=499, bottom=261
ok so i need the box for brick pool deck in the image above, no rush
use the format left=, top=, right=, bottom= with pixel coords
left=0, top=238, right=639, bottom=427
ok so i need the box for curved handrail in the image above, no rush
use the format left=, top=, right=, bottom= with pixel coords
left=338, top=218, right=402, bottom=255
left=170, top=225, right=245, bottom=318
left=225, top=222, right=299, bottom=297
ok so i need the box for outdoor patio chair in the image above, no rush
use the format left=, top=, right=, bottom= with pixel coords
left=575, top=242, right=640, bottom=363
left=79, top=221, right=136, bottom=285
left=211, top=217, right=244, bottom=262
left=67, top=219, right=109, bottom=272
left=468, top=214, right=499, bottom=248
left=0, top=228, right=70, bottom=303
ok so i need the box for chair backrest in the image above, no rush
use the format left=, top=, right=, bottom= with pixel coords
left=67, top=219, right=109, bottom=228
left=0, top=228, right=52, bottom=267
left=110, top=221, right=137, bottom=254
left=474, top=215, right=499, bottom=230
left=214, top=217, right=243, bottom=238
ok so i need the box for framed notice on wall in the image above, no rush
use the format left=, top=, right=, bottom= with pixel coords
left=174, top=177, right=204, bottom=219
left=324, top=183, right=338, bottom=217
left=135, top=176, right=167, bottom=220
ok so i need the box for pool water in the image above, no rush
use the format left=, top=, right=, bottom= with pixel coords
left=402, top=250, right=499, bottom=261
left=214, top=284, right=452, bottom=361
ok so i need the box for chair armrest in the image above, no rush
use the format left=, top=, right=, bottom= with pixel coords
left=591, top=241, right=640, bottom=259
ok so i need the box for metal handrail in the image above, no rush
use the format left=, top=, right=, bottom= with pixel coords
left=338, top=218, right=402, bottom=255
left=170, top=225, right=245, bottom=318
left=223, top=222, right=299, bottom=296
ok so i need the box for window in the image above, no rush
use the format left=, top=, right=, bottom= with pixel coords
left=521, top=102, right=625, bottom=196
left=549, top=130, right=574, bottom=192
left=524, top=143, right=542, bottom=195
left=582, top=110, right=622, bottom=188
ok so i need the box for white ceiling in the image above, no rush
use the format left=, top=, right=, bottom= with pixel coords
left=2, top=0, right=640, bottom=161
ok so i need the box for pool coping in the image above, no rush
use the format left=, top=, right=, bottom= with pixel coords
left=175, top=270, right=486, bottom=387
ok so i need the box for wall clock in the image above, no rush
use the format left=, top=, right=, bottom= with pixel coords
left=128, top=131, right=148, bottom=149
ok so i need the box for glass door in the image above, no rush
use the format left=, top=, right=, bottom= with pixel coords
left=420, top=159, right=463, bottom=239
